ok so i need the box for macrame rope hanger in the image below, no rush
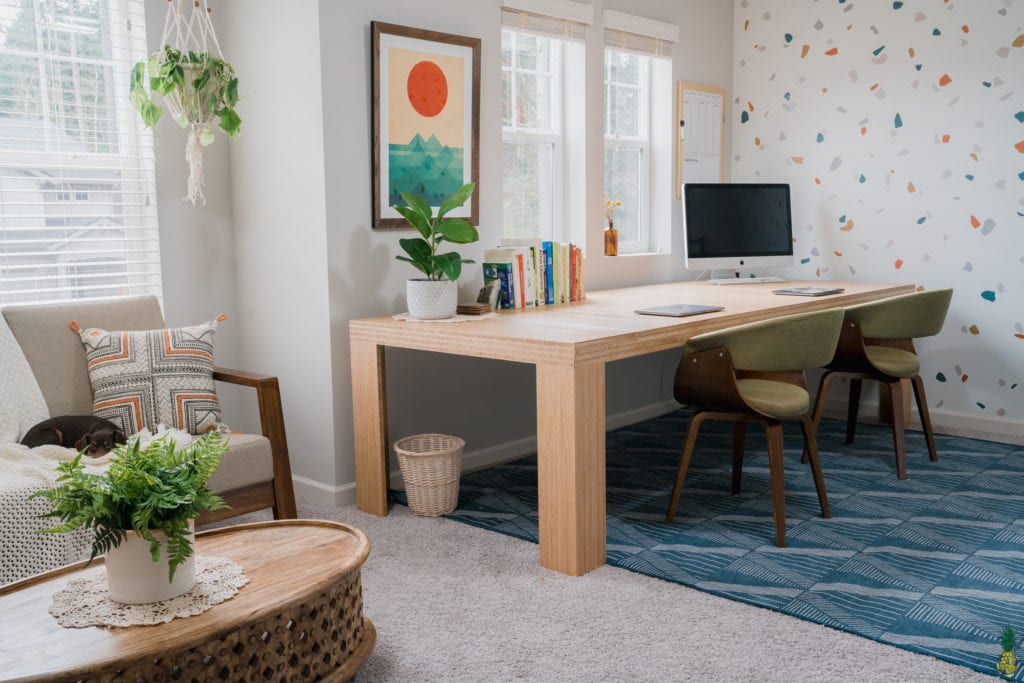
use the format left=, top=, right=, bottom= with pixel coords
left=159, top=0, right=226, bottom=205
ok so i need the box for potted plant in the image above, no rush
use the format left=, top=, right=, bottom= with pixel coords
left=32, top=432, right=229, bottom=604
left=393, top=182, right=479, bottom=320
left=130, top=45, right=241, bottom=205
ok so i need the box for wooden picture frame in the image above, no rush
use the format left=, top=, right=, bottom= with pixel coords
left=371, top=22, right=480, bottom=230
left=675, top=82, right=726, bottom=197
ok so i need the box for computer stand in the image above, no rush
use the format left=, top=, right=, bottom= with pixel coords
left=707, top=270, right=787, bottom=285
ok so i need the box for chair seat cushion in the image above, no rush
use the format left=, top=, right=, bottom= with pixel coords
left=206, top=433, right=274, bottom=492
left=736, top=379, right=809, bottom=417
left=865, top=345, right=920, bottom=377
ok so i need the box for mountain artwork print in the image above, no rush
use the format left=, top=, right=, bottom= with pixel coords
left=387, top=47, right=465, bottom=207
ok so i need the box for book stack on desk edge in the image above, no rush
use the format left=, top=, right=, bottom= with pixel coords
left=482, top=240, right=584, bottom=310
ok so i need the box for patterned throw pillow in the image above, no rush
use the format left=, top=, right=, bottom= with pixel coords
left=70, top=315, right=227, bottom=436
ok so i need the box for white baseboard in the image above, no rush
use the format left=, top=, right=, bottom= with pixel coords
left=299, top=400, right=679, bottom=508
left=821, top=396, right=1024, bottom=441
left=292, top=474, right=358, bottom=508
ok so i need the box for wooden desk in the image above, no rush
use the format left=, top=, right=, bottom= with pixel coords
left=0, top=520, right=375, bottom=682
left=349, top=280, right=913, bottom=576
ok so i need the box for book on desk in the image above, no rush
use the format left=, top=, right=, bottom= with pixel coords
left=483, top=241, right=585, bottom=309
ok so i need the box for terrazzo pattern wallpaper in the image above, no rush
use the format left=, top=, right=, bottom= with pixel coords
left=731, top=0, right=1023, bottom=424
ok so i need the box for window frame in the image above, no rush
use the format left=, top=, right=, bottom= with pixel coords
left=501, top=27, right=567, bottom=242
left=603, top=47, right=652, bottom=254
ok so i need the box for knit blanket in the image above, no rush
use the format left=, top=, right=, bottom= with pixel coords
left=0, top=428, right=194, bottom=586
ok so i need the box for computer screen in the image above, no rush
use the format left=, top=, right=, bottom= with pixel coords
left=682, top=183, right=794, bottom=271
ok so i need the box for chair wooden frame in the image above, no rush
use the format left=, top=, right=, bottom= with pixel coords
left=666, top=347, right=831, bottom=547
left=805, top=320, right=938, bottom=480
left=197, top=367, right=298, bottom=523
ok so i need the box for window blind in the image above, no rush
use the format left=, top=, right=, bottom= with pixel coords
left=0, top=0, right=161, bottom=306
left=501, top=0, right=593, bottom=42
left=602, top=10, right=679, bottom=58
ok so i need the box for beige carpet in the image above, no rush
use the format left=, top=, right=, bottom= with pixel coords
left=211, top=502, right=994, bottom=682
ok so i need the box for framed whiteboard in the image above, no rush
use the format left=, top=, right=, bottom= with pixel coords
left=675, top=82, right=726, bottom=197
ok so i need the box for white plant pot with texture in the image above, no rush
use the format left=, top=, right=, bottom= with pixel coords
left=104, top=524, right=196, bottom=604
left=406, top=279, right=457, bottom=320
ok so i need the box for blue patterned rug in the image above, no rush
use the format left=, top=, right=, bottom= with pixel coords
left=396, top=410, right=1024, bottom=678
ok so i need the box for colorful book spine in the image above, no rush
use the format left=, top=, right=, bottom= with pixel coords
left=482, top=262, right=514, bottom=309
left=543, top=241, right=555, bottom=305
left=570, top=244, right=577, bottom=302
left=516, top=253, right=526, bottom=309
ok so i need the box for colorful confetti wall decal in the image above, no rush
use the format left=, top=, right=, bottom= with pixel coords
left=732, top=2, right=1024, bottom=422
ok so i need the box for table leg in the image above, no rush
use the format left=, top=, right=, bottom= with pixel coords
left=351, top=339, right=389, bottom=515
left=535, top=361, right=606, bottom=576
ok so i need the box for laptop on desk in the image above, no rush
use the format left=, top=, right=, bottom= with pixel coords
left=634, top=304, right=724, bottom=318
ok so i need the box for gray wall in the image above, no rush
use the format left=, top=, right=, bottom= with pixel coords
left=154, top=0, right=734, bottom=501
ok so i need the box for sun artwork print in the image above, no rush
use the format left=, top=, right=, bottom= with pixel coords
left=388, top=47, right=466, bottom=207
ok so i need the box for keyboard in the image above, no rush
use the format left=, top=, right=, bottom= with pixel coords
left=710, top=276, right=787, bottom=285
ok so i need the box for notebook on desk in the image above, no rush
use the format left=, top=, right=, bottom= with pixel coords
left=772, top=286, right=845, bottom=297
left=634, top=304, right=724, bottom=318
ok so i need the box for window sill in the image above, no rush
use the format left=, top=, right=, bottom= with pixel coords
left=605, top=250, right=670, bottom=258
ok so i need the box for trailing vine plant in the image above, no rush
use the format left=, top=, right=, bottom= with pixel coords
left=130, top=44, right=241, bottom=205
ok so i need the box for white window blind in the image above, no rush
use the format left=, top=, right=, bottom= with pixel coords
left=501, top=0, right=593, bottom=41
left=0, top=0, right=161, bottom=306
left=602, top=10, right=678, bottom=57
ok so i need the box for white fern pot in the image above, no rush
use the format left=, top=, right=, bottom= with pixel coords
left=406, top=279, right=458, bottom=320
left=104, top=524, right=196, bottom=604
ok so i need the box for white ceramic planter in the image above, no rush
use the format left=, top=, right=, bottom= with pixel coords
left=105, top=524, right=197, bottom=604
left=406, top=279, right=458, bottom=320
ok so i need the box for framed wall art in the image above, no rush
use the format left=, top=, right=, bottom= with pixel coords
left=372, top=22, right=480, bottom=230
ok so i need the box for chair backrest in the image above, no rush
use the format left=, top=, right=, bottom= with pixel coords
left=1, top=296, right=165, bottom=417
left=682, top=308, right=845, bottom=372
left=842, top=288, right=952, bottom=340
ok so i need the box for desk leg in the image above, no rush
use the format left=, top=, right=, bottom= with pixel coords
left=536, top=361, right=606, bottom=576
left=351, top=339, right=389, bottom=515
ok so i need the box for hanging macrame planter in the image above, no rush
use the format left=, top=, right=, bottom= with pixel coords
left=130, top=0, right=241, bottom=205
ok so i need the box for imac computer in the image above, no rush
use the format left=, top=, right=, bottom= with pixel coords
left=682, top=183, right=794, bottom=284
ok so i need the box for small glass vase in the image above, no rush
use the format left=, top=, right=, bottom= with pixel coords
left=604, top=223, right=618, bottom=256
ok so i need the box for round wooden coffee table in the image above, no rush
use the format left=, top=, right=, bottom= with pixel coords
left=0, top=519, right=375, bottom=682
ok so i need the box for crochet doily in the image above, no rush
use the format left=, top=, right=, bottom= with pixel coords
left=50, top=555, right=248, bottom=628
left=393, top=312, right=498, bottom=323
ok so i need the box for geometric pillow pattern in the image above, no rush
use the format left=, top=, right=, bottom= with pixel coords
left=70, top=315, right=227, bottom=435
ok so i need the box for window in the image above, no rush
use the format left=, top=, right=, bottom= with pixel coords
left=501, top=3, right=589, bottom=242
left=604, top=48, right=649, bottom=252
left=502, top=29, right=559, bottom=239
left=0, top=0, right=161, bottom=306
left=603, top=11, right=677, bottom=255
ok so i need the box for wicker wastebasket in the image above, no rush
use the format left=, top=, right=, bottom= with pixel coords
left=394, top=434, right=465, bottom=516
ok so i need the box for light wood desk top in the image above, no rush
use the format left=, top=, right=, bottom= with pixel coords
left=350, top=280, right=915, bottom=366
left=349, top=279, right=915, bottom=576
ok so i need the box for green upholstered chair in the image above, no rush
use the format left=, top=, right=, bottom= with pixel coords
left=805, top=288, right=953, bottom=479
left=665, top=308, right=844, bottom=547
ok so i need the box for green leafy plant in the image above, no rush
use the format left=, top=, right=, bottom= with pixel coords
left=32, top=432, right=229, bottom=581
left=130, top=45, right=241, bottom=140
left=393, top=182, right=479, bottom=281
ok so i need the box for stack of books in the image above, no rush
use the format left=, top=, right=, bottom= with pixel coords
left=482, top=240, right=585, bottom=309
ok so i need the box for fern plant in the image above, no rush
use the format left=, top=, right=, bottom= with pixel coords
left=32, top=432, right=229, bottom=581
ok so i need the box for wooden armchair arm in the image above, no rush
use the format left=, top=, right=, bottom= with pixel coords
left=213, top=366, right=297, bottom=518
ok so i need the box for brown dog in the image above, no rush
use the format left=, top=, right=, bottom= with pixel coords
left=21, top=416, right=127, bottom=457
